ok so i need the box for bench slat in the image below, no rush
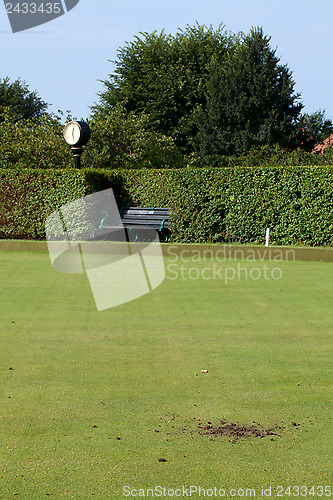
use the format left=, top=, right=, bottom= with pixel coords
left=121, top=209, right=169, bottom=216
left=121, top=216, right=168, bottom=222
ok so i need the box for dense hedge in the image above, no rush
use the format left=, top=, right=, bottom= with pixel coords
left=1, top=166, right=333, bottom=246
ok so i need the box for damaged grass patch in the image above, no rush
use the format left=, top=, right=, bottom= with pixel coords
left=197, top=419, right=285, bottom=444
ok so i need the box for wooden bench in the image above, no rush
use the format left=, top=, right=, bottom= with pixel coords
left=100, top=206, right=171, bottom=242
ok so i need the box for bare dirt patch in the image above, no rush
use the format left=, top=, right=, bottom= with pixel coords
left=197, top=419, right=284, bottom=443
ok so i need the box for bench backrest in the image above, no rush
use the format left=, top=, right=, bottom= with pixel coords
left=120, top=207, right=170, bottom=230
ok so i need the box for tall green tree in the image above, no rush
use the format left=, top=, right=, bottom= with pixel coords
left=0, top=77, right=48, bottom=123
left=95, top=24, right=329, bottom=165
left=94, top=23, right=236, bottom=154
left=196, top=28, right=304, bottom=163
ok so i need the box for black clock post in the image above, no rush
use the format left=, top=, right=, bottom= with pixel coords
left=71, top=146, right=84, bottom=170
left=63, top=120, right=91, bottom=169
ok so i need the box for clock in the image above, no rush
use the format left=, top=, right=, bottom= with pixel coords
left=63, top=121, right=91, bottom=147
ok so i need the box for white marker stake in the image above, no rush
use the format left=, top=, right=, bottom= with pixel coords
left=265, top=228, right=270, bottom=247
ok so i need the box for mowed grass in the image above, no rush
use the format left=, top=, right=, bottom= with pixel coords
left=0, top=249, right=332, bottom=499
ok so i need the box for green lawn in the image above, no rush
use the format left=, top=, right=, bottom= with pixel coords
left=0, top=249, right=332, bottom=499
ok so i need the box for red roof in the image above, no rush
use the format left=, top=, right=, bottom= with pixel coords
left=312, top=134, right=333, bottom=154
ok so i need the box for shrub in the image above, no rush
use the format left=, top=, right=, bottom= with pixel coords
left=83, top=106, right=185, bottom=169
left=0, top=110, right=73, bottom=169
left=1, top=166, right=333, bottom=246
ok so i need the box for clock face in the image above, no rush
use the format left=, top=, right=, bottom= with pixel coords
left=63, top=121, right=81, bottom=146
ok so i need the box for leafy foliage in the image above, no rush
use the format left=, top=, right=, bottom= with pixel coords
left=94, top=23, right=328, bottom=162
left=205, top=143, right=333, bottom=167
left=2, top=166, right=333, bottom=246
left=0, top=169, right=88, bottom=239
left=298, top=110, right=333, bottom=150
left=0, top=110, right=73, bottom=169
left=0, top=77, right=48, bottom=123
left=94, top=23, right=236, bottom=154
left=84, top=105, right=184, bottom=169
left=197, top=28, right=304, bottom=163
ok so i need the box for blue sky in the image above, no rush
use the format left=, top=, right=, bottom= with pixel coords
left=1, top=0, right=333, bottom=122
